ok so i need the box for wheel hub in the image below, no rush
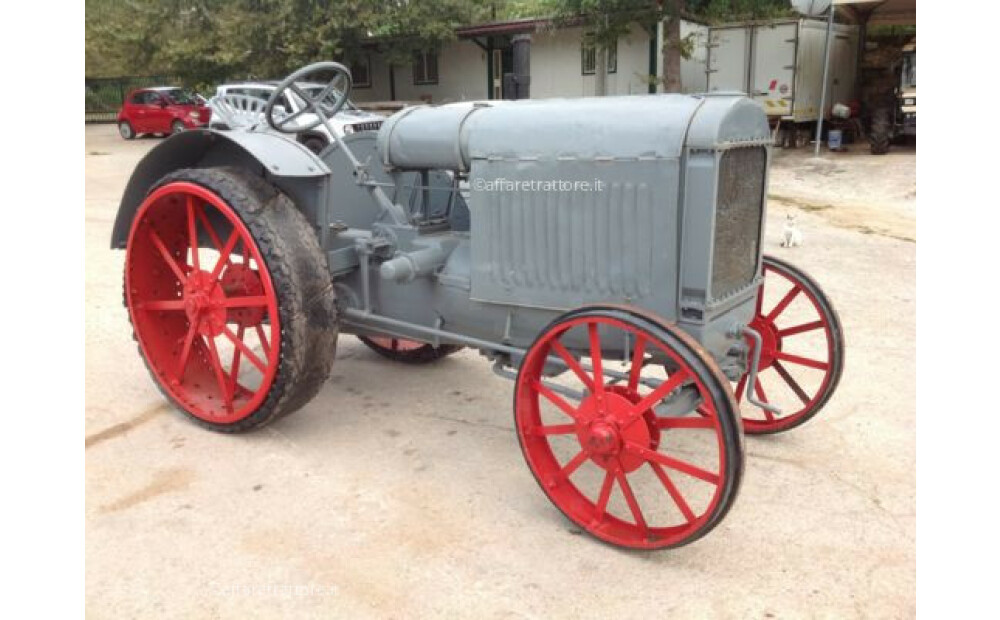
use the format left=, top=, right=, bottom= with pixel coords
left=183, top=270, right=227, bottom=336
left=575, top=386, right=660, bottom=473
left=585, top=421, right=620, bottom=455
left=748, top=316, right=781, bottom=370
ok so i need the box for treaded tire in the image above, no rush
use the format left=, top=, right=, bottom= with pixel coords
left=126, top=167, right=337, bottom=433
left=869, top=107, right=891, bottom=155
left=358, top=336, right=462, bottom=364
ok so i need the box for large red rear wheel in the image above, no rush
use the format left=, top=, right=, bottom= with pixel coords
left=735, top=255, right=844, bottom=434
left=125, top=168, right=337, bottom=432
left=515, top=306, right=744, bottom=550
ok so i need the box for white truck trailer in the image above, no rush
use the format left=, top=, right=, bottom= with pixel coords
left=706, top=18, right=858, bottom=127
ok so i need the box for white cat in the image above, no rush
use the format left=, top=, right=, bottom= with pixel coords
left=781, top=213, right=803, bottom=248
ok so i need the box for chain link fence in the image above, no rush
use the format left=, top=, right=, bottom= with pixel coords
left=85, top=76, right=179, bottom=122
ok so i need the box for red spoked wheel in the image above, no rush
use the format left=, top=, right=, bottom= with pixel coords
left=735, top=255, right=844, bottom=434
left=125, top=168, right=337, bottom=432
left=358, top=335, right=462, bottom=364
left=515, top=306, right=744, bottom=550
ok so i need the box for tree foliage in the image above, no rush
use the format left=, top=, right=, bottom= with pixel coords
left=85, top=0, right=495, bottom=83
left=86, top=0, right=795, bottom=88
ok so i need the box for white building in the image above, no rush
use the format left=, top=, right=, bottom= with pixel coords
left=348, top=17, right=709, bottom=105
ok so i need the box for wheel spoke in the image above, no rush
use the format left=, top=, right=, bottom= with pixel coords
left=627, top=442, right=720, bottom=485
left=588, top=323, right=605, bottom=397
left=277, top=102, right=310, bottom=128
left=655, top=416, right=715, bottom=430
left=138, top=299, right=186, bottom=311
left=206, top=336, right=233, bottom=411
left=255, top=324, right=271, bottom=356
left=148, top=229, right=187, bottom=283
left=229, top=325, right=246, bottom=396
left=594, top=468, right=616, bottom=521
left=615, top=468, right=648, bottom=533
left=627, top=335, right=647, bottom=392
left=223, top=326, right=268, bottom=373
left=532, top=379, right=582, bottom=422
left=755, top=279, right=765, bottom=315
left=532, top=424, right=576, bottom=436
left=772, top=360, right=811, bottom=405
left=778, top=320, right=825, bottom=338
left=175, top=321, right=199, bottom=380
left=550, top=340, right=596, bottom=392
left=773, top=351, right=829, bottom=371
left=221, top=295, right=269, bottom=308
left=559, top=450, right=589, bottom=479
left=194, top=202, right=226, bottom=253
left=649, top=462, right=696, bottom=523
left=210, top=230, right=241, bottom=280
left=187, top=196, right=200, bottom=272
left=623, top=369, right=690, bottom=427
left=766, top=285, right=801, bottom=321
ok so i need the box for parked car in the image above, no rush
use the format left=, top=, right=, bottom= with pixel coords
left=208, top=81, right=384, bottom=153
left=117, top=87, right=211, bottom=140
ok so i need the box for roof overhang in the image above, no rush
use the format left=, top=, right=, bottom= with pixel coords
left=455, top=18, right=554, bottom=38
left=834, top=0, right=916, bottom=26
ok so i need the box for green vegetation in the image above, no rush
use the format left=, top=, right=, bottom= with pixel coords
left=86, top=0, right=796, bottom=88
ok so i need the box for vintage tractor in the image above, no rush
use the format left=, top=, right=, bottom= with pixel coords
left=111, top=62, right=844, bottom=550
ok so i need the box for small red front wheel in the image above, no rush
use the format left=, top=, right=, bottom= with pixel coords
left=735, top=255, right=845, bottom=434
left=515, top=306, right=744, bottom=550
left=124, top=168, right=338, bottom=432
left=359, top=335, right=462, bottom=364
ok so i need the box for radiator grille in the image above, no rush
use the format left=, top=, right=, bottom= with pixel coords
left=711, top=147, right=766, bottom=299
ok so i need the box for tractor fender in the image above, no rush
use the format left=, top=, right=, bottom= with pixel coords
left=110, top=128, right=330, bottom=249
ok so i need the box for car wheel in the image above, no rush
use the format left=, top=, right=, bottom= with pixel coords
left=119, top=122, right=136, bottom=140
left=302, top=136, right=327, bottom=155
left=171, top=120, right=187, bottom=135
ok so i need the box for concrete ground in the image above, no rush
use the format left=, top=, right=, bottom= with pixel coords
left=85, top=125, right=915, bottom=619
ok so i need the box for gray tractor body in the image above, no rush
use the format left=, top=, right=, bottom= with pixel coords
left=112, top=92, right=771, bottom=377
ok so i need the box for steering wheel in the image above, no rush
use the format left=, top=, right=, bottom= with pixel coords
left=265, top=61, right=353, bottom=134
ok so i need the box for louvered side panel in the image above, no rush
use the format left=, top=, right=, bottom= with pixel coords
left=471, top=178, right=657, bottom=309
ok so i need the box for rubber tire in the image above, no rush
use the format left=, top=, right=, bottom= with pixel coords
left=301, top=136, right=328, bottom=155
left=171, top=120, right=187, bottom=135
left=741, top=255, right=845, bottom=435
left=869, top=107, right=891, bottom=155
left=127, top=166, right=338, bottom=433
left=358, top=336, right=462, bottom=364
left=119, top=121, right=135, bottom=140
left=514, top=305, right=745, bottom=550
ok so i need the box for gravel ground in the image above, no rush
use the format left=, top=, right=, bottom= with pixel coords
left=85, top=124, right=915, bottom=619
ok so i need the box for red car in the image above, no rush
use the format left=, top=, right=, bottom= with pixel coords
left=117, top=87, right=211, bottom=139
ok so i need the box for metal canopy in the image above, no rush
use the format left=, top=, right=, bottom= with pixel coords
left=834, top=0, right=917, bottom=26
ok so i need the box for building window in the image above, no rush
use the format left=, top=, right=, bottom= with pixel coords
left=351, top=55, right=372, bottom=88
left=413, top=50, right=439, bottom=85
left=581, top=32, right=617, bottom=75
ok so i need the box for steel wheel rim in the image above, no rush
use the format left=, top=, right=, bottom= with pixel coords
left=516, top=313, right=732, bottom=549
left=125, top=181, right=281, bottom=423
left=736, top=259, right=838, bottom=432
